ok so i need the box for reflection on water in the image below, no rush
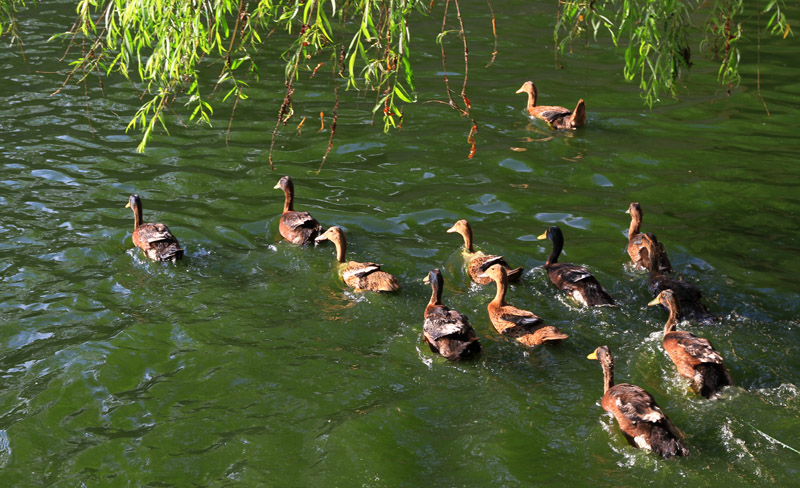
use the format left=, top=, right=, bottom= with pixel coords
left=1, top=1, right=800, bottom=486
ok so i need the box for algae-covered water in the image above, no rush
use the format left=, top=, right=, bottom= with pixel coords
left=1, top=1, right=799, bottom=485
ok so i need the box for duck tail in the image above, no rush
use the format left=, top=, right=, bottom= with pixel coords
left=650, top=425, right=690, bottom=458
left=695, top=363, right=732, bottom=399
left=505, top=266, right=524, bottom=282
left=584, top=282, right=615, bottom=306
left=570, top=99, right=586, bottom=128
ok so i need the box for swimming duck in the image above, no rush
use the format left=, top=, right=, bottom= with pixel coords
left=315, top=226, right=400, bottom=292
left=648, top=290, right=731, bottom=399
left=481, top=264, right=568, bottom=346
left=125, top=194, right=183, bottom=262
left=639, top=234, right=714, bottom=323
left=447, top=219, right=523, bottom=285
left=422, top=268, right=482, bottom=360
left=274, top=175, right=323, bottom=245
left=537, top=226, right=615, bottom=306
left=587, top=345, right=689, bottom=458
left=626, top=202, right=672, bottom=272
left=515, top=81, right=586, bottom=130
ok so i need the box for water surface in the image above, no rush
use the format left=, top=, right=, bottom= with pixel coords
left=1, top=1, right=799, bottom=485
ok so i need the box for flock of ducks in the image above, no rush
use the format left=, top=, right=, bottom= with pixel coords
left=122, top=82, right=730, bottom=460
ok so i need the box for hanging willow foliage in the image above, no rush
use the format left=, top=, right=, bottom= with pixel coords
left=0, top=1, right=794, bottom=158
left=42, top=0, right=427, bottom=159
left=555, top=0, right=793, bottom=107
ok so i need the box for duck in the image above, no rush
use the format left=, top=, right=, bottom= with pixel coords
left=315, top=226, right=400, bottom=292
left=639, top=233, right=714, bottom=323
left=125, top=194, right=183, bottom=262
left=447, top=219, right=523, bottom=285
left=274, top=175, right=323, bottom=245
left=537, top=226, right=615, bottom=306
left=422, top=269, right=482, bottom=360
left=626, top=202, right=672, bottom=272
left=587, top=345, right=689, bottom=458
left=648, top=289, right=731, bottom=399
left=480, top=264, right=568, bottom=346
left=515, top=81, right=586, bottom=130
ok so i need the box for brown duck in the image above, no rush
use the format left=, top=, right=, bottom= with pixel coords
left=274, top=175, right=323, bottom=245
left=125, top=194, right=183, bottom=262
left=447, top=219, right=523, bottom=285
left=537, top=226, right=615, bottom=306
left=422, top=268, right=481, bottom=360
left=648, top=290, right=731, bottom=399
left=588, top=345, right=689, bottom=458
left=639, top=234, right=714, bottom=323
left=626, top=202, right=672, bottom=272
left=516, top=81, right=586, bottom=130
left=481, top=264, right=568, bottom=346
left=315, top=226, right=400, bottom=292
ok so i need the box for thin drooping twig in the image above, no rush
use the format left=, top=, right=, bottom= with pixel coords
left=269, top=56, right=300, bottom=170
left=53, top=3, right=112, bottom=96
left=318, top=47, right=344, bottom=172
left=226, top=93, right=240, bottom=146
left=439, top=0, right=457, bottom=110
left=756, top=0, right=771, bottom=116
left=485, top=0, right=497, bottom=67
left=452, top=0, right=470, bottom=113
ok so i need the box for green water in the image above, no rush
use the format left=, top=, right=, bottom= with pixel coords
left=2, top=1, right=799, bottom=485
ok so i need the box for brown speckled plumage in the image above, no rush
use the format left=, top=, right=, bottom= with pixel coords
left=649, top=290, right=731, bottom=399
left=447, top=219, right=523, bottom=285
left=588, top=346, right=689, bottom=458
left=516, top=81, right=585, bottom=130
left=482, top=264, right=567, bottom=346
left=422, top=269, right=481, bottom=360
left=315, top=226, right=400, bottom=292
left=125, top=194, right=183, bottom=262
left=537, top=226, right=614, bottom=307
left=274, top=176, right=323, bottom=245
left=640, top=234, right=714, bottom=323
left=626, top=202, right=672, bottom=272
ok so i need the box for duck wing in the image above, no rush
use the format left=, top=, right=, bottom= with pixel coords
left=343, top=261, right=400, bottom=292
left=280, top=211, right=323, bottom=244
left=498, top=305, right=542, bottom=327
left=424, top=307, right=472, bottom=341
left=667, top=332, right=724, bottom=366
left=134, top=223, right=183, bottom=261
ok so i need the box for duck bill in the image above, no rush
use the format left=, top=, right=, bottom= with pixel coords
left=647, top=296, right=661, bottom=306
left=536, top=232, right=547, bottom=240
left=422, top=275, right=430, bottom=284
left=273, top=182, right=281, bottom=189
left=124, top=202, right=131, bottom=208
left=515, top=87, right=525, bottom=94
left=625, top=208, right=631, bottom=214
left=314, top=234, right=327, bottom=243
left=445, top=225, right=457, bottom=233
left=587, top=351, right=598, bottom=360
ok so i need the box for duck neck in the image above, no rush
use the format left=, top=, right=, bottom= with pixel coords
left=491, top=273, right=508, bottom=307
left=282, top=181, right=295, bottom=213
left=132, top=202, right=143, bottom=229
left=428, top=278, right=443, bottom=307
left=332, top=234, right=347, bottom=263
left=460, top=226, right=475, bottom=253
left=664, top=300, right=679, bottom=335
left=601, top=358, right=615, bottom=394
left=546, top=232, right=563, bottom=266
left=527, top=84, right=538, bottom=111
left=628, top=211, right=641, bottom=240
